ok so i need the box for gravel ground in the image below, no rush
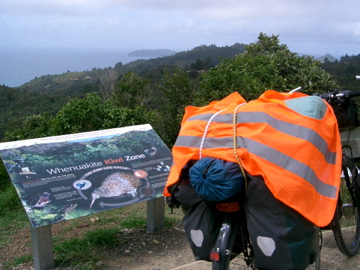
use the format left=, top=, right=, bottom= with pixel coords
left=4, top=226, right=360, bottom=270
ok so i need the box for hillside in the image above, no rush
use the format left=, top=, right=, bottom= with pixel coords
left=17, top=43, right=246, bottom=94
left=18, top=70, right=103, bottom=94
left=0, top=43, right=247, bottom=141
left=316, top=53, right=337, bottom=63
left=128, top=49, right=177, bottom=57
left=118, top=43, right=246, bottom=75
left=1, top=43, right=359, bottom=142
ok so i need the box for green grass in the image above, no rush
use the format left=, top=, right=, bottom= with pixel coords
left=0, top=185, right=29, bottom=246
left=0, top=185, right=31, bottom=269
left=119, top=215, right=147, bottom=228
left=53, top=227, right=125, bottom=269
left=54, top=232, right=109, bottom=269
left=2, top=255, right=33, bottom=269
left=0, top=188, right=183, bottom=270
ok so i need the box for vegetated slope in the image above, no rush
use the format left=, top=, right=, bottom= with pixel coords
left=16, top=43, right=246, bottom=95
left=322, top=53, right=360, bottom=91
left=2, top=43, right=359, bottom=142
left=119, top=43, right=246, bottom=75
left=0, top=85, right=75, bottom=139
left=0, top=43, right=246, bottom=141
left=18, top=70, right=106, bottom=94
left=128, top=49, right=178, bottom=57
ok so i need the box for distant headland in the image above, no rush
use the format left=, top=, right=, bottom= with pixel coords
left=128, top=49, right=178, bottom=58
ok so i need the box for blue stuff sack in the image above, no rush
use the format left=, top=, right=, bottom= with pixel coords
left=189, top=157, right=245, bottom=202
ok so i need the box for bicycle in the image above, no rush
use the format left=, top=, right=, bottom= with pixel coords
left=318, top=88, right=360, bottom=257
left=210, top=78, right=360, bottom=270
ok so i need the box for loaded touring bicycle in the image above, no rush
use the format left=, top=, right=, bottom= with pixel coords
left=165, top=77, right=360, bottom=270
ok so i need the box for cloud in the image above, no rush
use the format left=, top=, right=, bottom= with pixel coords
left=1, top=0, right=360, bottom=56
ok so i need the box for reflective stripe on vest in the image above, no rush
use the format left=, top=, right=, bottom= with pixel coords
left=182, top=111, right=337, bottom=165
left=164, top=90, right=341, bottom=227
left=175, top=135, right=337, bottom=199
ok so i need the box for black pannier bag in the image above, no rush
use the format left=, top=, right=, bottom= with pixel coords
left=170, top=174, right=226, bottom=261
left=168, top=161, right=245, bottom=261
left=332, top=99, right=359, bottom=129
left=244, top=175, right=319, bottom=270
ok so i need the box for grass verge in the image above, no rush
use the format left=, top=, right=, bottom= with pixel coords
left=0, top=189, right=183, bottom=270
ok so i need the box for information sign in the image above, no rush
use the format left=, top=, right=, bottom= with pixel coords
left=0, top=124, right=172, bottom=228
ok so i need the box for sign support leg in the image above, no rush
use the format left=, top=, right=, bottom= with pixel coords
left=30, top=224, right=54, bottom=270
left=146, top=197, right=165, bottom=233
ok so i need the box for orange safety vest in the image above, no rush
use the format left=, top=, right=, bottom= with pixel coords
left=164, top=90, right=342, bottom=227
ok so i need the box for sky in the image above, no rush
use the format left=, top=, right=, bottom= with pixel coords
left=1, top=0, right=360, bottom=58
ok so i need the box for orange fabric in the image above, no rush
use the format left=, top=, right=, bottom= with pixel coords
left=164, top=90, right=342, bottom=227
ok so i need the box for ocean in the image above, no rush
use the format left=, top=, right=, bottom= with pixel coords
left=0, top=47, right=146, bottom=88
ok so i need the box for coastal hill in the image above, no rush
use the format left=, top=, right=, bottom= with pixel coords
left=128, top=49, right=177, bottom=57
left=14, top=43, right=247, bottom=95
left=0, top=43, right=247, bottom=139
left=0, top=40, right=356, bottom=141
left=316, top=53, right=337, bottom=63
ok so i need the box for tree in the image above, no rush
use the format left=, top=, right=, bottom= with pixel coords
left=156, top=68, right=196, bottom=146
left=113, top=72, right=151, bottom=109
left=100, top=99, right=156, bottom=130
left=50, top=93, right=104, bottom=135
left=197, top=33, right=338, bottom=104
left=50, top=92, right=156, bottom=135
left=98, top=68, right=119, bottom=100
left=322, top=54, right=360, bottom=91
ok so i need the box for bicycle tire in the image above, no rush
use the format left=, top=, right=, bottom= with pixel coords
left=313, top=230, right=322, bottom=270
left=331, top=155, right=360, bottom=256
left=211, top=221, right=238, bottom=270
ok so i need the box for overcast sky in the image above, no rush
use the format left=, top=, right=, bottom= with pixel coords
left=1, top=0, right=360, bottom=57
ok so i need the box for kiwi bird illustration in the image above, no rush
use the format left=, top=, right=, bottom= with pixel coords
left=90, top=172, right=142, bottom=208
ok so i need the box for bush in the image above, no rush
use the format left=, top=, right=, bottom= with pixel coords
left=197, top=33, right=338, bottom=104
left=0, top=160, right=11, bottom=192
left=0, top=184, right=22, bottom=217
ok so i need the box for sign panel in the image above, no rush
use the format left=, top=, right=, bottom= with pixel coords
left=0, top=124, right=172, bottom=228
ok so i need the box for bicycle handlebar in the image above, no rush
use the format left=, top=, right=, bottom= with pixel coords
left=291, top=75, right=360, bottom=103
left=315, top=90, right=360, bottom=105
left=334, top=91, right=360, bottom=98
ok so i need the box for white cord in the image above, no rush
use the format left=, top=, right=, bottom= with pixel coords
left=199, top=109, right=226, bottom=159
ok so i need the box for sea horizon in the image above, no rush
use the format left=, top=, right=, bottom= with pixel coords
left=0, top=46, right=344, bottom=88
left=0, top=47, right=147, bottom=88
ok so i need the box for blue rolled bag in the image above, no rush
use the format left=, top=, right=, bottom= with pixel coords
left=189, top=157, right=245, bottom=202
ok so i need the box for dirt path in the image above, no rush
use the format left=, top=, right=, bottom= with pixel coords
left=306, top=230, right=360, bottom=270
left=3, top=225, right=360, bottom=270
left=102, top=229, right=360, bottom=270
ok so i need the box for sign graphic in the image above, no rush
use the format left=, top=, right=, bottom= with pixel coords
left=0, top=124, right=172, bottom=228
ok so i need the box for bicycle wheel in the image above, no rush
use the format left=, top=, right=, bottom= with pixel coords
left=211, top=222, right=237, bottom=270
left=331, top=155, right=360, bottom=256
left=313, top=230, right=322, bottom=270
left=211, top=214, right=248, bottom=270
